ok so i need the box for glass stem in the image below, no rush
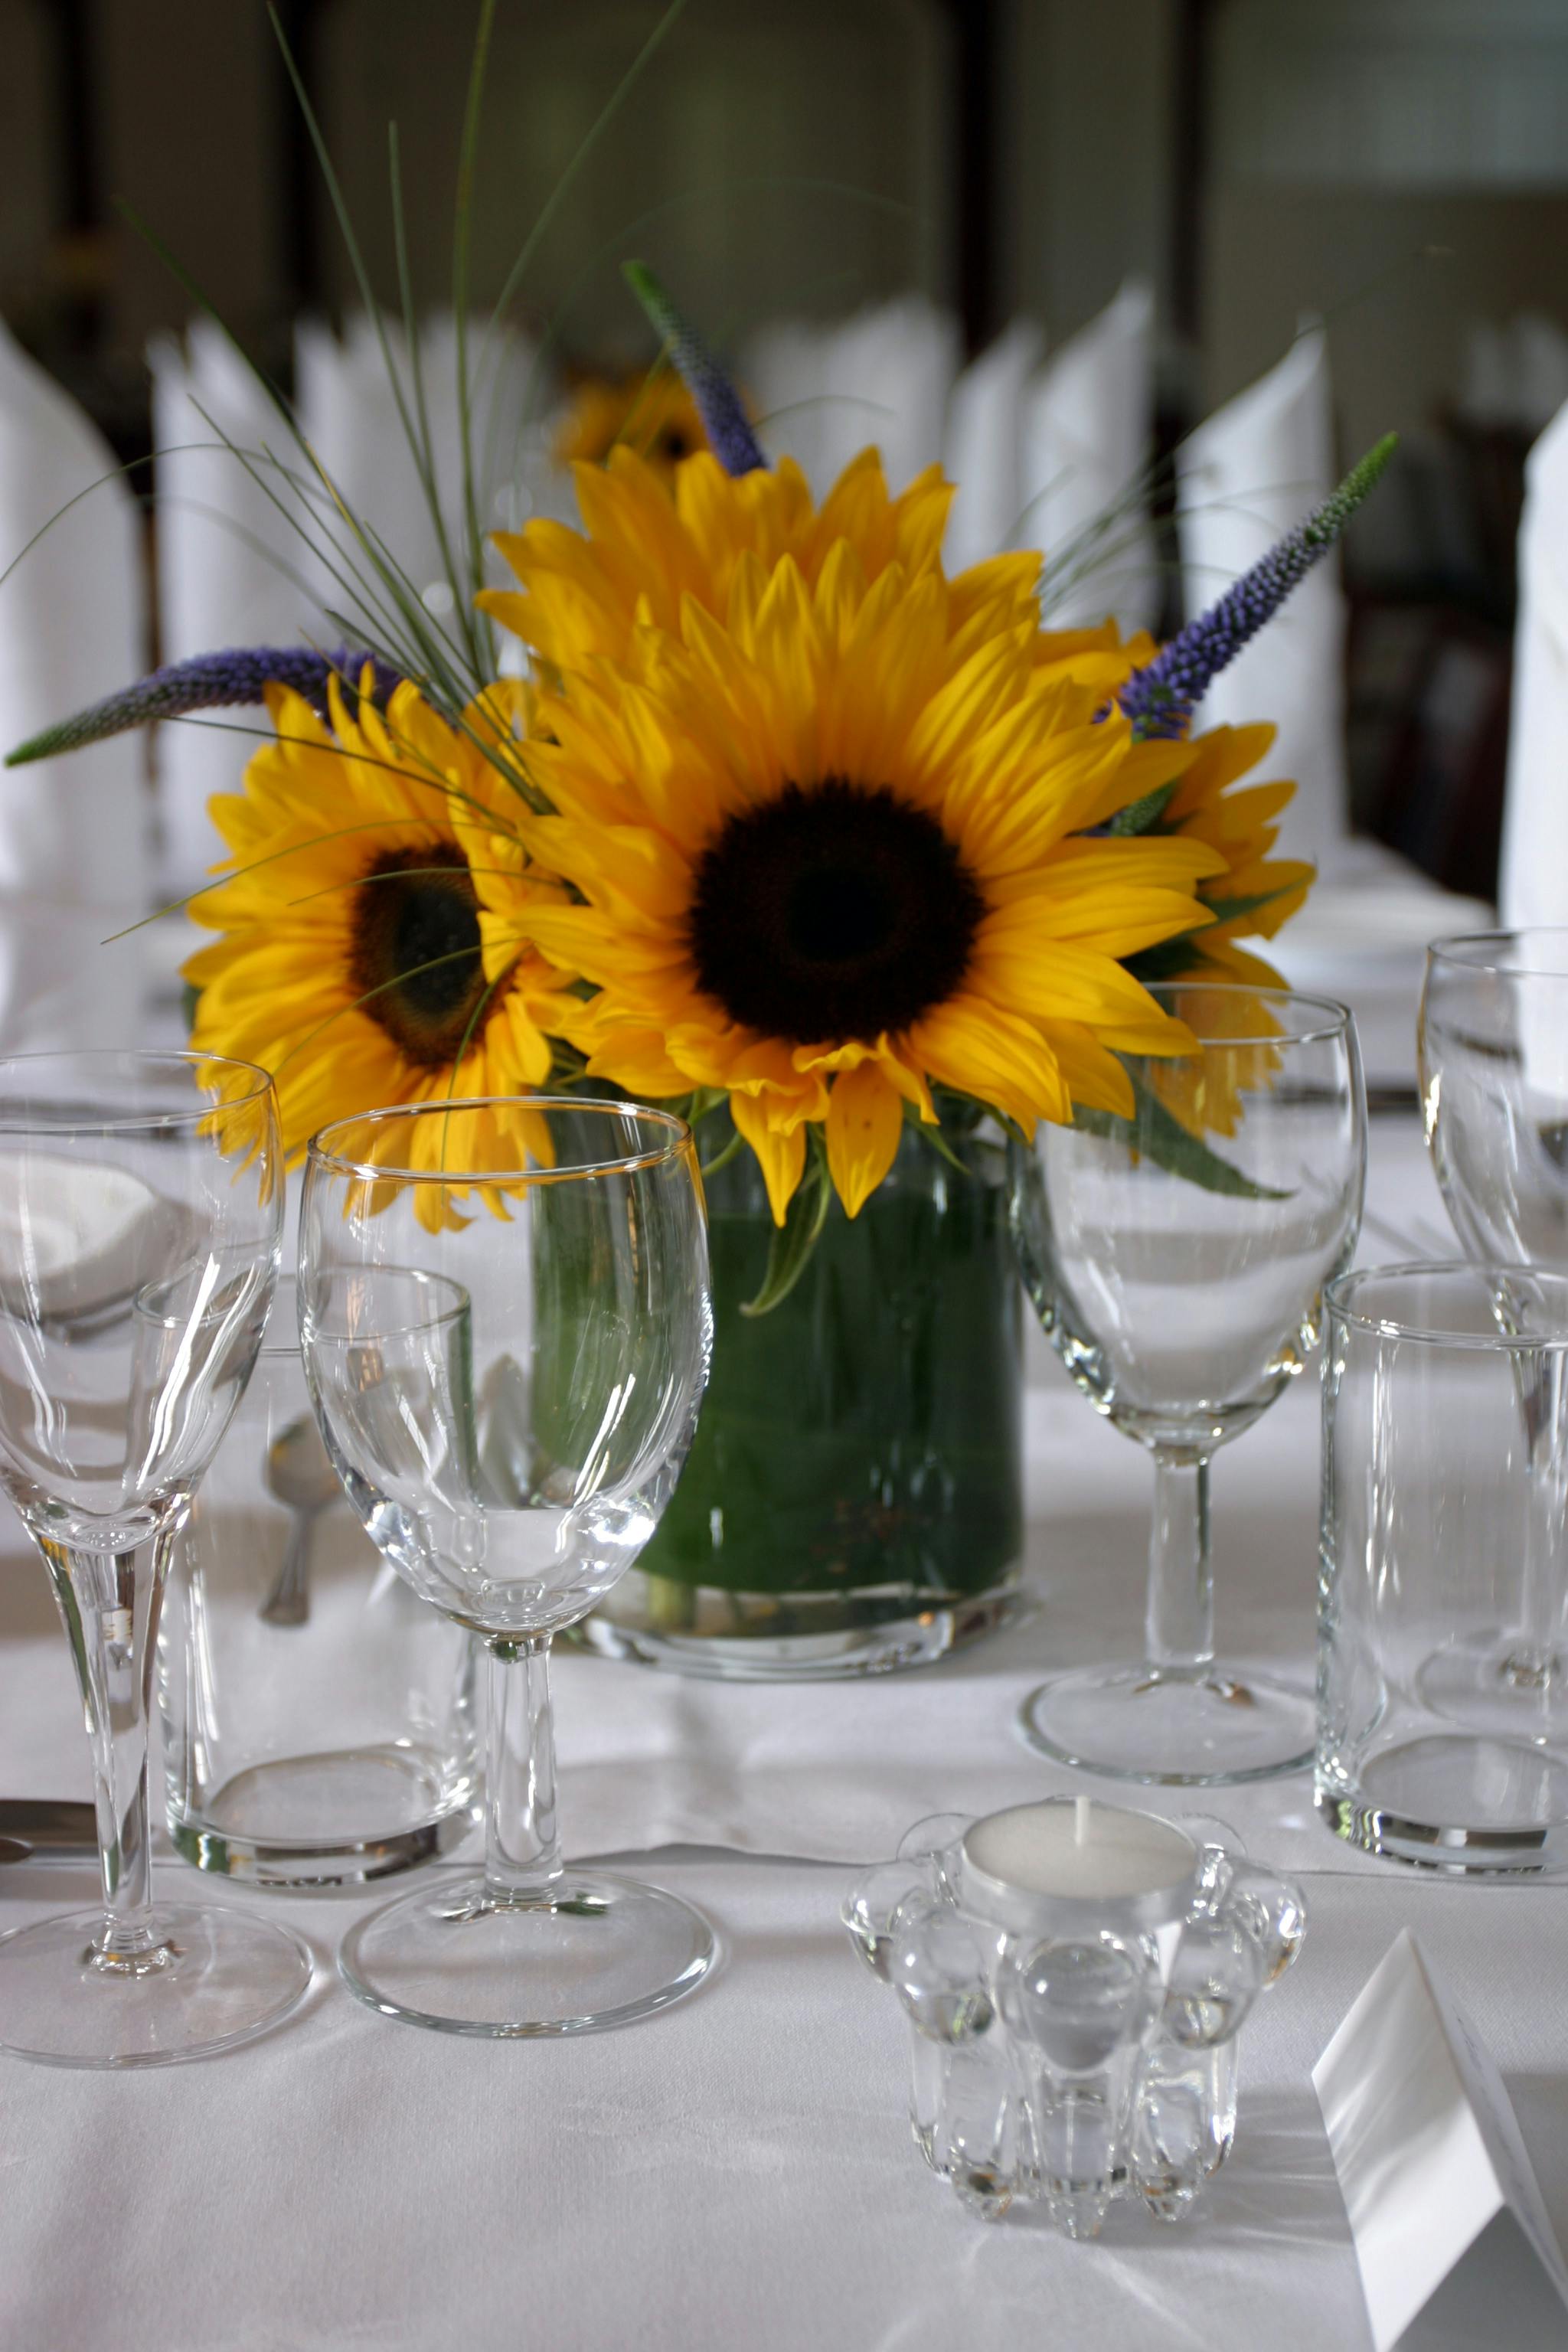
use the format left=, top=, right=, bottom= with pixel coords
left=1145, top=1453, right=1214, bottom=1673
left=482, top=1635, right=563, bottom=1904
left=41, top=1529, right=171, bottom=1964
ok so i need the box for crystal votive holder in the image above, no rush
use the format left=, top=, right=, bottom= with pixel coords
left=843, top=1798, right=1305, bottom=2237
left=158, top=1277, right=481, bottom=1886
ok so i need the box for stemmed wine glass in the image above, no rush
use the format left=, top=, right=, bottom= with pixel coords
left=1009, top=985, right=1365, bottom=1785
left=1419, top=930, right=1568, bottom=1723
left=297, top=1096, right=713, bottom=2037
left=0, top=1050, right=310, bottom=2066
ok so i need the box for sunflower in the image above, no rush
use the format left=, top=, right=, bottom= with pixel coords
left=184, top=670, right=573, bottom=1168
left=478, top=445, right=1229, bottom=1222
left=554, top=371, right=711, bottom=483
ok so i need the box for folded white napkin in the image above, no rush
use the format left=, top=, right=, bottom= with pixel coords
left=942, top=319, right=1044, bottom=574
left=0, top=322, right=151, bottom=1048
left=1498, top=398, right=1568, bottom=927
left=296, top=312, right=547, bottom=625
left=746, top=296, right=960, bottom=498
left=1022, top=280, right=1159, bottom=635
left=151, top=320, right=309, bottom=897
left=1178, top=324, right=1349, bottom=874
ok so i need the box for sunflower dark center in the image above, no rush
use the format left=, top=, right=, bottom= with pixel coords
left=349, top=845, right=486, bottom=1067
left=686, top=779, right=983, bottom=1044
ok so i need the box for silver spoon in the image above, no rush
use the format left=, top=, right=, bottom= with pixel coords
left=260, top=1414, right=341, bottom=1625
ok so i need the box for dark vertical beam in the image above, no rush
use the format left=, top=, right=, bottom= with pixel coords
left=43, top=0, right=104, bottom=350
left=948, top=0, right=998, bottom=356
left=1169, top=0, right=1216, bottom=352
left=273, top=0, right=329, bottom=318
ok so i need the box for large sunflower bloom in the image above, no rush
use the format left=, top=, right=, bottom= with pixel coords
left=184, top=671, right=573, bottom=1165
left=480, top=446, right=1228, bottom=1222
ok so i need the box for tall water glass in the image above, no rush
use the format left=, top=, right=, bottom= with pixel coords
left=1420, top=929, right=1568, bottom=1714
left=1321, top=1263, right=1568, bottom=1870
left=1011, top=987, right=1365, bottom=1785
left=0, top=1050, right=310, bottom=2066
left=298, top=1097, right=713, bottom=2037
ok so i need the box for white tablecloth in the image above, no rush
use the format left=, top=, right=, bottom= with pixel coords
left=3, top=1116, right=1564, bottom=2352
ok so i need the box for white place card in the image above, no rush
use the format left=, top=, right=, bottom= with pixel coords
left=1313, top=1928, right=1568, bottom=2350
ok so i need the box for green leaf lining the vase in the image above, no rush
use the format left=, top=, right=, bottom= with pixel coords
left=1071, top=1070, right=1292, bottom=1200
left=740, top=1142, right=832, bottom=1317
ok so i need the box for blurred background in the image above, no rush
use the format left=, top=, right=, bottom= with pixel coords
left=2, top=0, right=1567, bottom=1052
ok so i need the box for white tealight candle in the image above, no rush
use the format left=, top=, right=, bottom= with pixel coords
left=959, top=1798, right=1198, bottom=1932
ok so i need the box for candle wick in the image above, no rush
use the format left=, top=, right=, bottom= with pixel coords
left=1074, top=1795, right=1089, bottom=1848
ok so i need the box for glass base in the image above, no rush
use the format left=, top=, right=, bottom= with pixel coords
left=1417, top=1632, right=1568, bottom=1738
left=577, top=1581, right=1021, bottom=1681
left=0, top=1904, right=314, bottom=2069
left=1018, top=1663, right=1317, bottom=1786
left=1317, top=1738, right=1568, bottom=1873
left=169, top=1744, right=478, bottom=1886
left=338, top=1869, right=717, bottom=2037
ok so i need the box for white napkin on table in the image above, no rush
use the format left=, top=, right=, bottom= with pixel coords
left=151, top=319, right=309, bottom=899
left=746, top=296, right=960, bottom=498
left=0, top=322, right=151, bottom=1049
left=1022, top=279, right=1159, bottom=635
left=942, top=318, right=1044, bottom=574
left=1178, top=323, right=1349, bottom=875
left=1498, top=397, right=1568, bottom=928
left=296, top=312, right=547, bottom=624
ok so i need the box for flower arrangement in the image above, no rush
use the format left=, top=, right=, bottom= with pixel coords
left=3, top=6, right=1391, bottom=1312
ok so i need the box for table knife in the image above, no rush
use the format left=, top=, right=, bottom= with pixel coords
left=0, top=1799, right=97, bottom=1862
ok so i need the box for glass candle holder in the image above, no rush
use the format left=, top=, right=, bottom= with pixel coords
left=159, top=1278, right=480, bottom=1886
left=1319, top=1262, right=1568, bottom=1873
left=843, top=1798, right=1305, bottom=2238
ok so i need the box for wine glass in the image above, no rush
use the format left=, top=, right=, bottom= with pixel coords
left=0, top=1050, right=310, bottom=2066
left=298, top=1096, right=714, bottom=2037
left=1009, top=986, right=1365, bottom=1785
left=1419, top=929, right=1568, bottom=1722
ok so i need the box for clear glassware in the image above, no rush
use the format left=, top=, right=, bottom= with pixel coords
left=0, top=1049, right=311, bottom=2066
left=843, top=1801, right=1306, bottom=2238
left=1010, top=985, right=1366, bottom=1784
left=1419, top=930, right=1568, bottom=1710
left=160, top=1277, right=480, bottom=1886
left=1320, top=1262, right=1568, bottom=1870
left=297, top=1096, right=714, bottom=2037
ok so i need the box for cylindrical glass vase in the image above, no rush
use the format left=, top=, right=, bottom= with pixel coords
left=159, top=1279, right=480, bottom=1885
left=580, top=1122, right=1024, bottom=1677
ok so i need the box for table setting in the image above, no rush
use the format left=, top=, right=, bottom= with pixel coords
left=5, top=40, right=1568, bottom=2339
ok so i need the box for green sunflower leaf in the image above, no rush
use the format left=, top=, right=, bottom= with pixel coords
left=740, top=1145, right=832, bottom=1318
left=1108, top=779, right=1181, bottom=836
left=1070, top=1070, right=1292, bottom=1200
left=1198, top=882, right=1305, bottom=928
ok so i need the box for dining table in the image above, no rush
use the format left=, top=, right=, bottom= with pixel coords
left=3, top=890, right=1564, bottom=2352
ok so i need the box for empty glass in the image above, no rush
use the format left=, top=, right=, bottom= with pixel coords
left=1321, top=1263, right=1568, bottom=1870
left=0, top=1050, right=311, bottom=2066
left=1010, top=986, right=1365, bottom=1785
left=298, top=1097, right=714, bottom=2037
left=1419, top=930, right=1568, bottom=1711
left=160, top=1277, right=480, bottom=1886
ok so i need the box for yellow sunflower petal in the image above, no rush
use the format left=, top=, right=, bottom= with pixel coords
left=825, top=1061, right=905, bottom=1218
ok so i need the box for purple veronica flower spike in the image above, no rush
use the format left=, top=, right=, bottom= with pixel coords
left=622, top=261, right=766, bottom=479
left=1116, top=433, right=1397, bottom=741
left=4, top=645, right=403, bottom=767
